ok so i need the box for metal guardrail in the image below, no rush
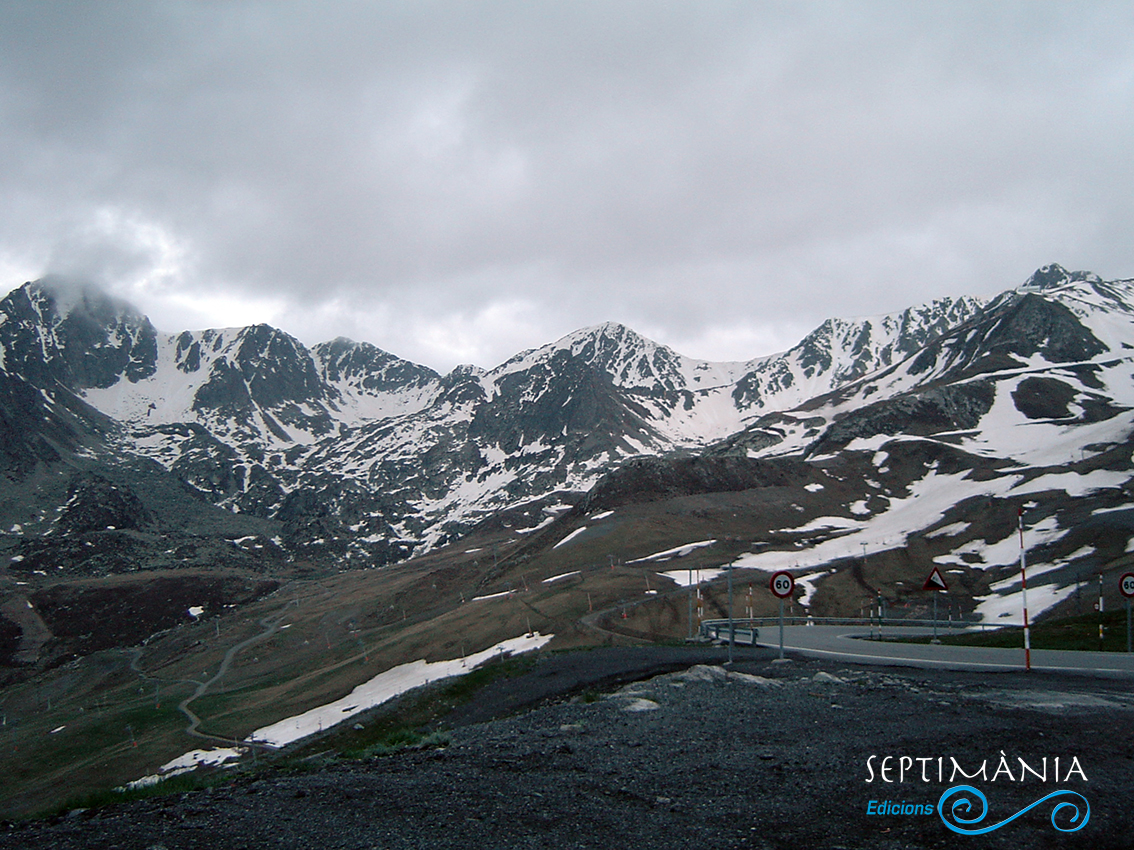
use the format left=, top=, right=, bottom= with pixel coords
left=700, top=624, right=758, bottom=645
left=698, top=615, right=986, bottom=640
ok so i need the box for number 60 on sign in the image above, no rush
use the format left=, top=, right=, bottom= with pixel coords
left=770, top=571, right=794, bottom=599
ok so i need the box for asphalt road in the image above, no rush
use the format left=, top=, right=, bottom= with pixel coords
left=760, top=624, right=1134, bottom=677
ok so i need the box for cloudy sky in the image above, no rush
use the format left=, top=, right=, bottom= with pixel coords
left=2, top=2, right=1133, bottom=372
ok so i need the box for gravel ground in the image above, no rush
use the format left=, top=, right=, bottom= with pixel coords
left=2, top=646, right=1132, bottom=849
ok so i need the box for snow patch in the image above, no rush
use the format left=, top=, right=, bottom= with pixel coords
left=628, top=540, right=716, bottom=563
left=471, top=590, right=512, bottom=602
left=925, top=522, right=971, bottom=539
left=553, top=527, right=588, bottom=549
left=660, top=567, right=726, bottom=587
left=127, top=748, right=245, bottom=789
left=247, top=632, right=553, bottom=748
left=795, top=570, right=834, bottom=607
left=973, top=583, right=1077, bottom=626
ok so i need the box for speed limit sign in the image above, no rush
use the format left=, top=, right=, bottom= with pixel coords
left=770, top=571, right=795, bottom=599
left=1120, top=572, right=1134, bottom=599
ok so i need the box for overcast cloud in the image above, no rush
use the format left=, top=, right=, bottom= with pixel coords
left=2, top=1, right=1133, bottom=371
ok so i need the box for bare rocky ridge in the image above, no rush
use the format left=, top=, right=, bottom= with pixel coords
left=0, top=274, right=994, bottom=568
left=3, top=264, right=1134, bottom=594
left=1, top=648, right=1130, bottom=849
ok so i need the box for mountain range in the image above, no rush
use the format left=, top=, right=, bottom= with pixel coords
left=2, top=264, right=1134, bottom=628
left=6, top=262, right=1134, bottom=815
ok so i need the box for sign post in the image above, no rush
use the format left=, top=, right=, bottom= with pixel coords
left=770, top=571, right=795, bottom=660
left=923, top=567, right=949, bottom=643
left=1120, top=573, right=1134, bottom=654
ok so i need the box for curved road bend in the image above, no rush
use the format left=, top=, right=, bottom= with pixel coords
left=128, top=600, right=300, bottom=748
left=176, top=601, right=299, bottom=746
left=765, top=625, right=1134, bottom=678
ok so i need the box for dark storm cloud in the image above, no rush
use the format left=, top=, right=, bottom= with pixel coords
left=2, top=1, right=1133, bottom=369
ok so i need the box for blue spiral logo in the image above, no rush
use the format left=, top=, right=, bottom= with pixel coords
left=938, top=785, right=1089, bottom=835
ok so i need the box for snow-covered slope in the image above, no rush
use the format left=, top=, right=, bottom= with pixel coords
left=701, top=265, right=1134, bottom=625
left=312, top=337, right=442, bottom=423
left=4, top=263, right=1133, bottom=620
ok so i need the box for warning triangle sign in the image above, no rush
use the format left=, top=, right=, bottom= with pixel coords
left=923, top=567, right=948, bottom=592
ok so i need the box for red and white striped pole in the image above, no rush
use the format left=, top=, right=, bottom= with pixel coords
left=1019, top=507, right=1031, bottom=671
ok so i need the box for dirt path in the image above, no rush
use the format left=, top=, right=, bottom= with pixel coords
left=175, top=600, right=297, bottom=746
left=127, top=598, right=299, bottom=749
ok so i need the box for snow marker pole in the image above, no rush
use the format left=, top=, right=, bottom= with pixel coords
left=1019, top=507, right=1031, bottom=672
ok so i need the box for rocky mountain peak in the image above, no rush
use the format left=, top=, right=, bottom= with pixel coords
left=1023, top=263, right=1072, bottom=290
left=445, top=363, right=488, bottom=381
left=557, top=321, right=658, bottom=361
left=1021, top=263, right=1104, bottom=291
left=215, top=323, right=328, bottom=409
left=435, top=364, right=489, bottom=406
left=492, top=321, right=694, bottom=395
left=12, top=277, right=147, bottom=327
left=0, top=278, right=158, bottom=389
left=319, top=338, right=436, bottom=378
